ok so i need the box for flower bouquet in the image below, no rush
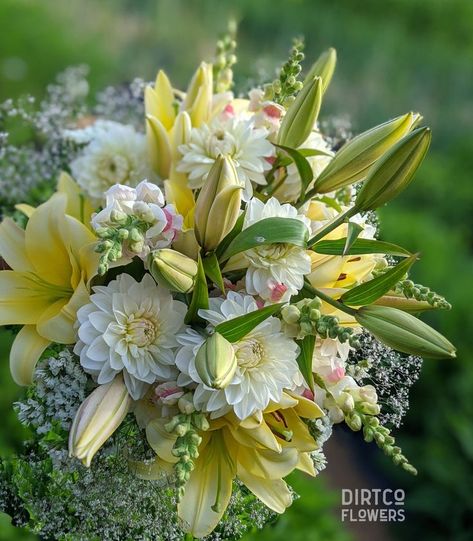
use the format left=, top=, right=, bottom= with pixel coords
left=0, top=31, right=455, bottom=541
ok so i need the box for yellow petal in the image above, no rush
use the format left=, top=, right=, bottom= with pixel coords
left=164, top=179, right=195, bottom=220
left=10, top=325, right=50, bottom=386
left=179, top=430, right=235, bottom=538
left=297, top=452, right=317, bottom=476
left=226, top=417, right=281, bottom=453
left=15, top=203, right=35, bottom=218
left=237, top=445, right=299, bottom=480
left=36, top=280, right=89, bottom=343
left=237, top=468, right=292, bottom=514
left=307, top=252, right=345, bottom=289
left=57, top=172, right=94, bottom=227
left=0, top=271, right=55, bottom=325
left=25, top=194, right=72, bottom=286
left=146, top=418, right=179, bottom=464
left=287, top=392, right=325, bottom=419
left=0, top=218, right=32, bottom=272
left=146, top=115, right=172, bottom=179
left=129, top=457, right=174, bottom=480
left=145, top=71, right=176, bottom=131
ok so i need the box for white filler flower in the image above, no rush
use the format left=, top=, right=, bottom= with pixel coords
left=175, top=291, right=299, bottom=420
left=75, top=274, right=187, bottom=400
left=225, top=197, right=311, bottom=302
left=177, top=116, right=273, bottom=199
left=68, top=120, right=149, bottom=201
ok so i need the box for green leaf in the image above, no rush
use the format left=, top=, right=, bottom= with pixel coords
left=274, top=144, right=314, bottom=198
left=215, top=303, right=284, bottom=343
left=202, top=252, right=225, bottom=292
left=296, top=334, right=315, bottom=392
left=341, top=254, right=418, bottom=306
left=185, top=255, right=209, bottom=324
left=215, top=211, right=245, bottom=259
left=343, top=222, right=364, bottom=255
left=312, top=238, right=412, bottom=257
left=220, top=217, right=309, bottom=261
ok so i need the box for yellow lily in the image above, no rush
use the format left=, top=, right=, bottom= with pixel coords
left=0, top=192, right=98, bottom=385
left=146, top=392, right=323, bottom=538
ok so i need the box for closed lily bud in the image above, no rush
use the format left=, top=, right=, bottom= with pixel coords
left=277, top=76, right=323, bottom=149
left=355, top=126, right=431, bottom=211
left=183, top=62, right=213, bottom=127
left=146, top=114, right=172, bottom=179
left=149, top=248, right=198, bottom=293
left=195, top=332, right=237, bottom=389
left=304, top=47, right=337, bottom=94
left=313, top=112, right=421, bottom=194
left=194, top=155, right=242, bottom=252
left=69, top=376, right=131, bottom=467
left=355, top=305, right=456, bottom=359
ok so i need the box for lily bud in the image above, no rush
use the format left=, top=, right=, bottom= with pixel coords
left=169, top=111, right=192, bottom=184
left=194, top=155, right=242, bottom=252
left=69, top=376, right=131, bottom=467
left=195, top=332, right=237, bottom=389
left=313, top=112, right=421, bottom=193
left=146, top=114, right=172, bottom=179
left=145, top=70, right=176, bottom=131
left=149, top=248, right=198, bottom=293
left=355, top=127, right=431, bottom=211
left=277, top=76, right=323, bottom=149
left=304, top=47, right=337, bottom=94
left=355, top=305, right=456, bottom=359
left=183, top=62, right=213, bottom=127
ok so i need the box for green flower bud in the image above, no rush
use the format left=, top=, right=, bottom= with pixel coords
left=304, top=47, right=337, bottom=94
left=194, top=155, right=242, bottom=252
left=277, top=76, right=323, bottom=148
left=195, top=332, right=237, bottom=389
left=355, top=127, right=431, bottom=211
left=346, top=412, right=362, bottom=431
left=281, top=304, right=301, bottom=324
left=355, top=305, right=456, bottom=359
left=149, top=248, right=198, bottom=293
left=314, top=112, right=422, bottom=194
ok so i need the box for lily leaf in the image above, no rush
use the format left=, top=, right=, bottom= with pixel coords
left=220, top=217, right=309, bottom=261
left=185, top=255, right=209, bottom=324
left=312, top=238, right=412, bottom=258
left=274, top=143, right=314, bottom=197
left=341, top=254, right=418, bottom=306
left=343, top=222, right=364, bottom=255
left=202, top=252, right=225, bottom=292
left=215, top=211, right=245, bottom=259
left=215, top=303, right=284, bottom=343
left=296, top=334, right=315, bottom=392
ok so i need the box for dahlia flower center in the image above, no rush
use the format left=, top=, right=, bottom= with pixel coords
left=209, top=130, right=235, bottom=157
left=98, top=154, right=130, bottom=184
left=126, top=316, right=159, bottom=347
left=235, top=338, right=265, bottom=369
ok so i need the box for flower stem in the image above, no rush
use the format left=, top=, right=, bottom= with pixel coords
left=304, top=282, right=357, bottom=316
left=307, top=206, right=357, bottom=247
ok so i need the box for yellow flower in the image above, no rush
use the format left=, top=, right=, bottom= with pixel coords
left=0, top=192, right=98, bottom=385
left=146, top=392, right=323, bottom=538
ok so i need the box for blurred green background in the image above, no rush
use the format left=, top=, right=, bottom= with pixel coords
left=1, top=0, right=472, bottom=539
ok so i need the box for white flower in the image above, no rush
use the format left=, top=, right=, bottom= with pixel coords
left=74, top=274, right=187, bottom=400
left=226, top=197, right=311, bottom=302
left=175, top=291, right=300, bottom=420
left=177, top=116, right=274, bottom=200
left=274, top=130, right=334, bottom=203
left=92, top=180, right=183, bottom=259
left=248, top=88, right=285, bottom=133
left=68, top=120, right=149, bottom=201
left=312, top=337, right=352, bottom=383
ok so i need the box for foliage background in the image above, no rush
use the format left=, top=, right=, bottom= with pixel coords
left=0, top=0, right=472, bottom=539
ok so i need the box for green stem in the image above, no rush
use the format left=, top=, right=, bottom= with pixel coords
left=307, top=206, right=358, bottom=247
left=304, top=282, right=357, bottom=316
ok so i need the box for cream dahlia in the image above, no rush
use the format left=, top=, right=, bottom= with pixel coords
left=225, top=197, right=311, bottom=302
left=177, top=116, right=274, bottom=199
left=68, top=120, right=149, bottom=201
left=74, top=273, right=187, bottom=400
left=175, top=291, right=300, bottom=420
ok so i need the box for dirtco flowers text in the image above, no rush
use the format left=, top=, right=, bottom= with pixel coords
left=341, top=489, right=405, bottom=522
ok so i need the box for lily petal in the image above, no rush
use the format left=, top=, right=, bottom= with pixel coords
left=146, top=419, right=179, bottom=464
left=57, top=171, right=94, bottom=227
left=0, top=218, right=32, bottom=272
left=237, top=468, right=292, bottom=514
left=10, top=325, right=50, bottom=385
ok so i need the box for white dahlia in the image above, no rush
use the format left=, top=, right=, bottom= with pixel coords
left=175, top=291, right=300, bottom=420
left=68, top=120, right=149, bottom=201
left=225, top=197, right=311, bottom=302
left=74, top=273, right=187, bottom=400
left=177, top=116, right=274, bottom=200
